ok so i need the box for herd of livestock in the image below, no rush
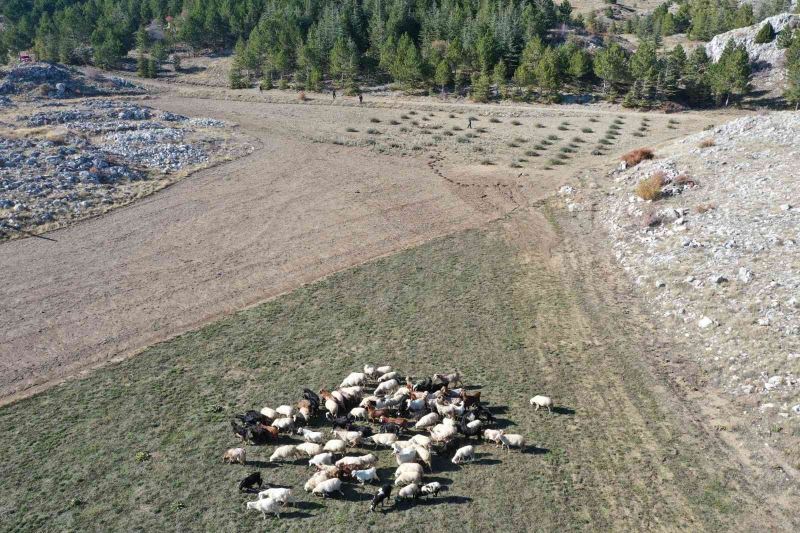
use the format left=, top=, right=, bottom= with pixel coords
left=224, top=364, right=554, bottom=519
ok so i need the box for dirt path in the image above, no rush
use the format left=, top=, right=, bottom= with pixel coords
left=0, top=98, right=506, bottom=403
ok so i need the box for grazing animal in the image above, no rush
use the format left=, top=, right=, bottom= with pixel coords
left=335, top=453, right=377, bottom=469
left=296, top=400, right=314, bottom=422
left=309, top=452, right=334, bottom=468
left=414, top=412, right=439, bottom=430
left=379, top=416, right=408, bottom=428
left=414, top=445, right=432, bottom=470
left=409, top=434, right=432, bottom=448
left=353, top=467, right=379, bottom=484
left=452, top=445, right=475, bottom=464
left=460, top=390, right=481, bottom=408
left=365, top=433, right=398, bottom=447
left=420, top=482, right=444, bottom=498
left=365, top=405, right=390, bottom=422
left=295, top=442, right=324, bottom=458
left=246, top=497, right=281, bottom=519
left=231, top=421, right=248, bottom=442
left=499, top=433, right=525, bottom=451
left=323, top=439, right=347, bottom=454
left=296, top=427, right=325, bottom=443
left=326, top=413, right=354, bottom=428
left=529, top=395, right=553, bottom=413
left=257, top=488, right=292, bottom=506
left=394, top=470, right=422, bottom=486
left=304, top=470, right=332, bottom=492
left=364, top=364, right=376, bottom=379
left=312, top=477, right=344, bottom=498
left=380, top=422, right=404, bottom=435
left=222, top=447, right=246, bottom=465
left=248, top=424, right=278, bottom=445
left=473, top=403, right=497, bottom=423
left=375, top=365, right=392, bottom=376
left=238, top=472, right=263, bottom=493
left=349, top=407, right=368, bottom=420
left=237, top=410, right=269, bottom=426
left=275, top=405, right=294, bottom=418
left=270, top=445, right=298, bottom=463
left=458, top=416, right=482, bottom=438
left=433, top=371, right=463, bottom=387
left=484, top=429, right=504, bottom=445
left=397, top=483, right=420, bottom=500
left=378, top=371, right=399, bottom=383
left=374, top=379, right=399, bottom=396
left=331, top=429, right=363, bottom=446
left=392, top=444, right=417, bottom=465
left=370, top=484, right=392, bottom=512
left=394, top=462, right=423, bottom=476
left=340, top=372, right=367, bottom=388
left=271, top=417, right=294, bottom=432
left=259, top=407, right=278, bottom=421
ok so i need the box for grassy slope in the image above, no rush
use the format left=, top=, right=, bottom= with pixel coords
left=0, top=220, right=752, bottom=531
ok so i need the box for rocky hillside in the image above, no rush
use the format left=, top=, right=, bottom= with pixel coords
left=589, top=112, right=799, bottom=453
left=706, top=13, right=800, bottom=92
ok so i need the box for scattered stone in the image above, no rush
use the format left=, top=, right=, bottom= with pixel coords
left=698, top=317, right=714, bottom=329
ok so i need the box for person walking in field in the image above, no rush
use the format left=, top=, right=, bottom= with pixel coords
left=358, top=93, right=363, bottom=105
left=332, top=89, right=336, bottom=100
left=468, top=117, right=472, bottom=129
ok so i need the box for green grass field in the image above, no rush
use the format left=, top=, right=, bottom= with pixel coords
left=0, top=221, right=757, bottom=531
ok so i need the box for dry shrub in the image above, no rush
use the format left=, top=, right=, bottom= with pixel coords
left=698, top=138, right=715, bottom=148
left=673, top=174, right=697, bottom=187
left=44, top=127, right=69, bottom=145
left=635, top=171, right=666, bottom=201
left=695, top=202, right=716, bottom=214
left=298, top=91, right=307, bottom=101
left=38, top=83, right=53, bottom=96
left=642, top=209, right=663, bottom=227
left=622, top=147, right=654, bottom=167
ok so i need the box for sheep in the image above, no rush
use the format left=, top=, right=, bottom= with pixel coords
left=331, top=429, right=363, bottom=447
left=414, top=445, right=432, bottom=471
left=324, top=398, right=340, bottom=417
left=364, top=364, right=376, bottom=379
left=376, top=396, right=404, bottom=409
left=378, top=371, right=399, bottom=383
left=353, top=467, right=380, bottom=485
left=499, top=433, right=525, bottom=452
left=435, top=399, right=465, bottom=418
left=452, top=445, right=475, bottom=464
left=406, top=397, right=427, bottom=412
left=529, top=395, right=553, bottom=413
left=355, top=453, right=378, bottom=468
left=433, top=371, right=463, bottom=387
left=260, top=407, right=278, bottom=420
left=370, top=484, right=392, bottom=512
left=295, top=400, right=313, bottom=423
left=397, top=483, right=420, bottom=500
left=312, top=477, right=344, bottom=498
left=375, top=365, right=392, bottom=376
left=239, top=472, right=263, bottom=493
left=246, top=497, right=282, bottom=519
left=304, top=470, right=332, bottom=492
left=295, top=442, right=324, bottom=458
left=359, top=395, right=380, bottom=408
left=394, top=470, right=422, bottom=487
left=323, top=439, right=347, bottom=454
left=340, top=372, right=367, bottom=388
left=349, top=407, right=368, bottom=420
left=275, top=405, right=295, bottom=418
left=335, top=453, right=377, bottom=469
left=374, top=379, right=399, bottom=396
left=222, top=447, right=246, bottom=465
left=257, top=488, right=292, bottom=506
left=409, top=434, right=431, bottom=448
left=394, top=462, right=423, bottom=476
left=309, top=452, right=333, bottom=468
left=296, top=427, right=325, bottom=444
left=483, top=428, right=504, bottom=445
left=414, top=412, right=439, bottom=430
left=420, top=481, right=444, bottom=498
left=271, top=417, right=294, bottom=432
left=270, top=445, right=299, bottom=463
left=466, top=420, right=482, bottom=431
left=365, top=433, right=398, bottom=447
left=429, top=423, right=457, bottom=441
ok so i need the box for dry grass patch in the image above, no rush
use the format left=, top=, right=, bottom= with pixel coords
left=635, top=171, right=666, bottom=201
left=695, top=202, right=716, bottom=214
left=622, top=148, right=654, bottom=168
left=698, top=138, right=715, bottom=149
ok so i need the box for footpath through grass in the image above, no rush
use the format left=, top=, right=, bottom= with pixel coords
left=0, top=222, right=753, bottom=531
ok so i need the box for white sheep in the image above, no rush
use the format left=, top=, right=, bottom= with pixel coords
left=365, top=433, right=398, bottom=447
left=429, top=423, right=457, bottom=441
left=483, top=429, right=504, bottom=445
left=359, top=395, right=380, bottom=408
left=304, top=470, right=332, bottom=492
left=451, top=445, right=475, bottom=464
left=309, top=452, right=333, bottom=468
left=392, top=445, right=417, bottom=465
left=353, top=467, right=379, bottom=485
left=257, top=488, right=292, bottom=506
left=420, top=481, right=443, bottom=498
left=340, top=372, right=367, bottom=388
left=260, top=407, right=278, bottom=420
left=499, top=433, right=525, bottom=452
left=296, top=427, right=325, bottom=443
left=271, top=417, right=294, bottom=432
left=529, top=395, right=553, bottom=412
left=275, top=405, right=295, bottom=418
left=375, top=365, right=392, bottom=376
left=295, top=442, right=323, bottom=458
left=397, top=483, right=420, bottom=500
left=270, top=444, right=298, bottom=463
left=394, top=462, right=423, bottom=476
left=374, top=379, right=399, bottom=396
left=312, top=477, right=344, bottom=498
left=407, top=397, right=427, bottom=411
left=378, top=371, right=399, bottom=383
left=349, top=407, right=368, bottom=420
left=414, top=445, right=432, bottom=470
left=363, top=364, right=376, bottom=378
left=409, top=434, right=431, bottom=448
left=222, top=447, right=246, bottom=465
left=324, top=398, right=340, bottom=417
left=331, top=429, right=363, bottom=447
left=323, top=439, right=347, bottom=454
left=246, top=497, right=282, bottom=519
left=414, top=412, right=439, bottom=429
left=394, top=470, right=422, bottom=486
left=466, top=420, right=482, bottom=431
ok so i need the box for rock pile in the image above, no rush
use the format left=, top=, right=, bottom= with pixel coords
left=0, top=63, right=144, bottom=99
left=599, top=112, right=800, bottom=423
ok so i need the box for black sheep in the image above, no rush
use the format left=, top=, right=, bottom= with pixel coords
left=380, top=422, right=403, bottom=435
left=326, top=413, right=354, bottom=429
left=370, top=484, right=392, bottom=512
left=303, top=389, right=321, bottom=410
left=231, top=420, right=248, bottom=441
left=236, top=410, right=268, bottom=426
left=238, top=472, right=263, bottom=493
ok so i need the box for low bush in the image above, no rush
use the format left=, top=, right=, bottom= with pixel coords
left=370, top=118, right=381, bottom=123
left=698, top=138, right=715, bottom=148
left=634, top=171, right=665, bottom=200
left=622, top=147, right=654, bottom=167
left=345, top=127, right=358, bottom=133
left=511, top=120, right=522, bottom=126
left=489, top=117, right=502, bottom=123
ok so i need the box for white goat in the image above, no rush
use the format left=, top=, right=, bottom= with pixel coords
left=452, top=445, right=475, bottom=464
left=257, top=488, right=292, bottom=506
left=246, top=498, right=282, bottom=519
left=353, top=467, right=379, bottom=484
left=270, top=445, right=298, bottom=462
left=529, top=395, right=553, bottom=412
left=296, top=427, right=324, bottom=443
left=312, top=478, right=344, bottom=498
left=295, top=442, right=323, bottom=458
left=222, top=447, right=246, bottom=465
left=309, top=452, right=333, bottom=468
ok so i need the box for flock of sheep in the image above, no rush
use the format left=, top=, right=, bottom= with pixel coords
left=224, top=364, right=553, bottom=519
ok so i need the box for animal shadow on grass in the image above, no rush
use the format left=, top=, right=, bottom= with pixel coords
left=245, top=460, right=274, bottom=469
left=430, top=456, right=461, bottom=473
left=277, top=510, right=314, bottom=519
left=463, top=384, right=483, bottom=391
left=341, top=484, right=374, bottom=502
left=390, top=495, right=473, bottom=511
left=524, top=445, right=549, bottom=455
left=473, top=453, right=502, bottom=466
left=551, top=406, right=576, bottom=416
left=294, top=501, right=324, bottom=511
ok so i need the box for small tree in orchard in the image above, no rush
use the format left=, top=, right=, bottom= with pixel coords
left=754, top=22, right=776, bottom=44
left=435, top=60, right=452, bottom=95
left=146, top=58, right=158, bottom=78
left=172, top=54, right=181, bottom=72
left=492, top=59, right=507, bottom=98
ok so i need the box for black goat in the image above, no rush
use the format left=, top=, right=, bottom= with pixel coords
left=236, top=410, right=268, bottom=426
left=231, top=420, right=248, bottom=441
left=347, top=424, right=373, bottom=437
left=326, top=412, right=354, bottom=429
left=370, top=484, right=392, bottom=512
left=238, top=472, right=263, bottom=493
left=380, top=422, right=403, bottom=435
left=303, top=389, right=321, bottom=410
left=458, top=415, right=481, bottom=438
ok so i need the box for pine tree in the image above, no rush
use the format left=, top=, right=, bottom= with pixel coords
left=137, top=50, right=149, bottom=77
left=784, top=38, right=800, bottom=109
left=594, top=42, right=628, bottom=94
left=493, top=59, right=507, bottom=98
left=93, top=35, right=123, bottom=70
left=146, top=58, right=158, bottom=78
left=435, top=60, right=452, bottom=95
left=536, top=47, right=560, bottom=96
left=392, top=34, right=423, bottom=86
left=777, top=29, right=794, bottom=49
left=684, top=46, right=712, bottom=106
left=567, top=48, right=590, bottom=84
left=754, top=22, right=776, bottom=44
left=709, top=41, right=751, bottom=106
left=470, top=72, right=491, bottom=103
